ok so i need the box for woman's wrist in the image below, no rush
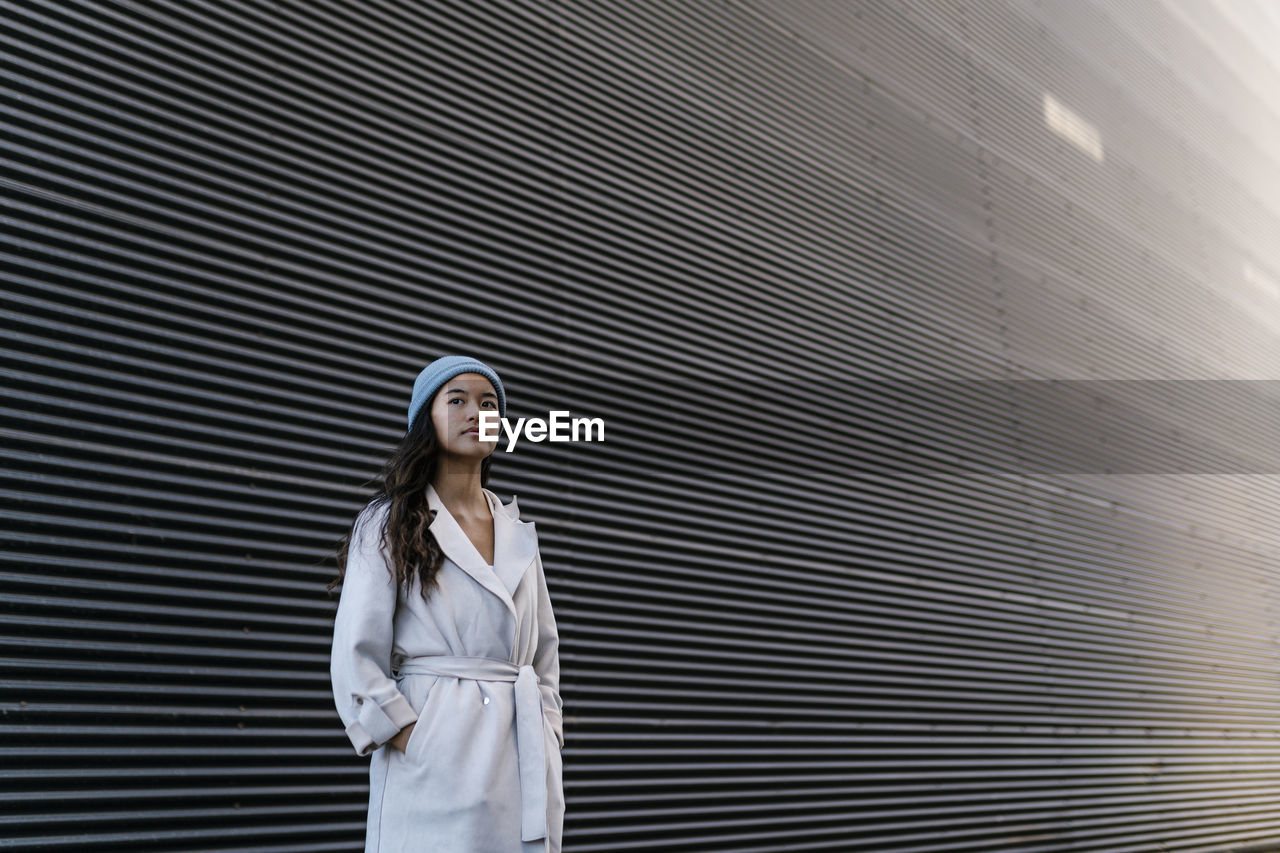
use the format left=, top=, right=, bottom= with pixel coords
left=390, top=720, right=415, bottom=752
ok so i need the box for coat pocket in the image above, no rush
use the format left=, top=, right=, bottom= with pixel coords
left=543, top=710, right=565, bottom=824
left=400, top=673, right=440, bottom=765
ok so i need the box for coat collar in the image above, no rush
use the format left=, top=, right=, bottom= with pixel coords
left=425, top=482, right=538, bottom=614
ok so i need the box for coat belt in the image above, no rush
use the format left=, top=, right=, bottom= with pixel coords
left=394, top=654, right=548, bottom=842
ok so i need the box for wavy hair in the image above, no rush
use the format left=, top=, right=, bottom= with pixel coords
left=326, top=405, right=493, bottom=602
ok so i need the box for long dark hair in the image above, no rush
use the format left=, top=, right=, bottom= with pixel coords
left=326, top=405, right=493, bottom=601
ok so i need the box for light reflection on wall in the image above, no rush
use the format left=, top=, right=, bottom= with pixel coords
left=1043, top=92, right=1105, bottom=163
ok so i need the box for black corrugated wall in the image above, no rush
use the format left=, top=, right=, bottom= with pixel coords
left=5, top=1, right=1280, bottom=850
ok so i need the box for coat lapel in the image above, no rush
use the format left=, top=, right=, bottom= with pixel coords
left=425, top=483, right=538, bottom=614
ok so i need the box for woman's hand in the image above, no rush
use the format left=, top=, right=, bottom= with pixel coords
left=389, top=720, right=415, bottom=753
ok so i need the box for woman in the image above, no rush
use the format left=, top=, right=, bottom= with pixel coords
left=329, top=355, right=565, bottom=853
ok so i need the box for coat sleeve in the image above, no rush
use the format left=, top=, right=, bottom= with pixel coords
left=531, top=549, right=565, bottom=751
left=330, top=502, right=418, bottom=757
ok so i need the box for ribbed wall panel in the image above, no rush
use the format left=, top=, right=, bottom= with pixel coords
left=4, top=1, right=1280, bottom=850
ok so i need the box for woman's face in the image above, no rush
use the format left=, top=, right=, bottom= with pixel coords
left=429, top=372, right=500, bottom=461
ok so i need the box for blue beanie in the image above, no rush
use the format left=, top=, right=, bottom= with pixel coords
left=407, top=355, right=507, bottom=432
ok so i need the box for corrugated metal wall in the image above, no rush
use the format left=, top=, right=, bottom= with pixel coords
left=5, top=1, right=1280, bottom=850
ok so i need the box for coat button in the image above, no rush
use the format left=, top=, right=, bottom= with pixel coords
left=483, top=696, right=489, bottom=705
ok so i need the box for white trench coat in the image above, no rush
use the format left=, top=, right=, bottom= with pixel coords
left=330, top=483, right=565, bottom=852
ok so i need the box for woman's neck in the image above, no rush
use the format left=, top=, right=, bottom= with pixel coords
left=431, top=460, right=486, bottom=516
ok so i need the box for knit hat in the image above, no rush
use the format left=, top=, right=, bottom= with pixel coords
left=407, top=355, right=507, bottom=433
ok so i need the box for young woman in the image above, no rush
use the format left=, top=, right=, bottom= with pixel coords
left=329, top=355, right=565, bottom=852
